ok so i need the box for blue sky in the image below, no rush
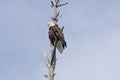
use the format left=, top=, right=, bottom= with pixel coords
left=0, top=0, right=120, bottom=80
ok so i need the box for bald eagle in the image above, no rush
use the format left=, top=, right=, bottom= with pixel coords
left=46, top=22, right=67, bottom=53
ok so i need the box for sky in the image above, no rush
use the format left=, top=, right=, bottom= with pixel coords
left=0, top=0, right=120, bottom=80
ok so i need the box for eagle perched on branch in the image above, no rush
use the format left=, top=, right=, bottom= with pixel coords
left=46, top=22, right=67, bottom=53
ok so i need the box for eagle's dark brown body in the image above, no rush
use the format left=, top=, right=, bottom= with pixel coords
left=49, top=24, right=67, bottom=53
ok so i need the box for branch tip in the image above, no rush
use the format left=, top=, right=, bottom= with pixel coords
left=56, top=0, right=60, bottom=5
left=51, top=1, right=54, bottom=7
left=44, top=75, right=48, bottom=78
left=57, top=2, right=69, bottom=7
left=44, top=52, right=50, bottom=68
left=56, top=11, right=60, bottom=19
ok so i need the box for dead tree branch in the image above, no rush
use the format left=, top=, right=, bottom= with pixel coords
left=57, top=2, right=69, bottom=8
left=44, top=0, right=68, bottom=80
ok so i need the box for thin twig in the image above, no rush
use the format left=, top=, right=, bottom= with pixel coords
left=57, top=2, right=68, bottom=7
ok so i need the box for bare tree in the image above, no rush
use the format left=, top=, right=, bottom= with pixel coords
left=44, top=0, right=68, bottom=80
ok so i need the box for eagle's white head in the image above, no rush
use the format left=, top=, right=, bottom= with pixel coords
left=46, top=22, right=55, bottom=27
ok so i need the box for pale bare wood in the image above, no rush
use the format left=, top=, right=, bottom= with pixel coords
left=44, top=0, right=68, bottom=80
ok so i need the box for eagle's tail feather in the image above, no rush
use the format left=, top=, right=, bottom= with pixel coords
left=61, top=39, right=67, bottom=48
left=56, top=41, right=63, bottom=53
